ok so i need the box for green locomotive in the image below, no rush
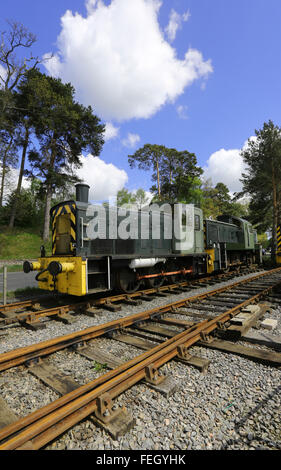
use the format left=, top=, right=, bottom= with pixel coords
left=23, top=184, right=262, bottom=295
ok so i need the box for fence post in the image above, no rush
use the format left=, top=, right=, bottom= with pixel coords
left=3, top=266, right=7, bottom=305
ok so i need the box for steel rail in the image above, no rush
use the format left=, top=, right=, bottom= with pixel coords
left=0, top=299, right=37, bottom=313
left=0, top=269, right=248, bottom=328
left=0, top=274, right=206, bottom=314
left=0, top=268, right=279, bottom=372
left=0, top=268, right=281, bottom=449
left=1, top=269, right=281, bottom=450
left=0, top=268, right=256, bottom=320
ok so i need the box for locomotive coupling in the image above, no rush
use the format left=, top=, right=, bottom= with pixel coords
left=47, top=261, right=75, bottom=276
left=23, top=261, right=42, bottom=273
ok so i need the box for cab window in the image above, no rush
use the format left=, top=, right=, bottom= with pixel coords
left=182, top=213, right=186, bottom=231
left=195, top=214, right=200, bottom=231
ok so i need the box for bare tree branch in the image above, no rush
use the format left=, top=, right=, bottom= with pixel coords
left=0, top=20, right=42, bottom=95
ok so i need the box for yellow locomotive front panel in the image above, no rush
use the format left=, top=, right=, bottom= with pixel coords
left=24, top=256, right=87, bottom=296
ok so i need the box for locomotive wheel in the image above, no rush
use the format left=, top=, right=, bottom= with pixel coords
left=145, top=265, right=165, bottom=288
left=116, top=268, right=141, bottom=293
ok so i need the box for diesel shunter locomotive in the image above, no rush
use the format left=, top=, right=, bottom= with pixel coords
left=23, top=184, right=262, bottom=296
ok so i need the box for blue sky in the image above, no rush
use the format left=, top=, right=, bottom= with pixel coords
left=1, top=0, right=281, bottom=201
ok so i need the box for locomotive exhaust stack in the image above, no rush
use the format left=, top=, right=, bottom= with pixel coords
left=75, top=183, right=90, bottom=203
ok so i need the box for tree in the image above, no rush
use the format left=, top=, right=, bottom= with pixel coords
left=239, top=120, right=281, bottom=260
left=160, top=150, right=203, bottom=203
left=257, top=232, right=270, bottom=250
left=0, top=21, right=41, bottom=131
left=0, top=181, right=42, bottom=228
left=199, top=179, right=219, bottom=219
left=7, top=82, right=36, bottom=228
left=20, top=69, right=104, bottom=241
left=0, top=21, right=43, bottom=227
left=157, top=147, right=178, bottom=200
left=117, top=188, right=136, bottom=207
left=134, top=188, right=149, bottom=208
left=128, top=144, right=203, bottom=203
left=128, top=144, right=166, bottom=200
left=213, top=182, right=231, bottom=212
left=200, top=179, right=249, bottom=219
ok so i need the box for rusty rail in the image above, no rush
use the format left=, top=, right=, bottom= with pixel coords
left=0, top=268, right=279, bottom=373
left=1, top=268, right=281, bottom=449
left=0, top=269, right=253, bottom=326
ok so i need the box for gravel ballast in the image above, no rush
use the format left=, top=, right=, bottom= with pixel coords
left=0, top=270, right=280, bottom=451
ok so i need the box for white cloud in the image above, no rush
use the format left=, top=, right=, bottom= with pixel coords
left=165, top=8, right=191, bottom=42
left=0, top=166, right=30, bottom=204
left=203, top=148, right=245, bottom=194
left=75, top=154, right=128, bottom=201
left=85, top=0, right=99, bottom=13
left=44, top=0, right=212, bottom=122
left=176, top=104, right=188, bottom=119
left=0, top=64, right=7, bottom=88
left=183, top=10, right=191, bottom=22
left=122, top=133, right=140, bottom=148
left=103, top=122, right=119, bottom=141
left=203, top=138, right=256, bottom=194
left=7, top=168, right=30, bottom=190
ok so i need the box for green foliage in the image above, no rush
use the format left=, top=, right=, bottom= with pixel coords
left=0, top=226, right=52, bottom=259
left=92, top=361, right=108, bottom=372
left=0, top=178, right=46, bottom=228
left=117, top=188, right=137, bottom=207
left=20, top=69, right=105, bottom=187
left=0, top=21, right=40, bottom=121
left=160, top=150, right=203, bottom=203
left=257, top=233, right=270, bottom=249
left=12, top=68, right=105, bottom=240
left=129, top=144, right=203, bottom=203
left=116, top=187, right=150, bottom=208
left=0, top=264, right=23, bottom=273
left=134, top=188, right=149, bottom=208
left=199, top=180, right=249, bottom=220
left=128, top=144, right=165, bottom=199
left=239, top=120, right=281, bottom=258
left=128, top=143, right=249, bottom=221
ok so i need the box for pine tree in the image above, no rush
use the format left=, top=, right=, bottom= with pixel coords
left=239, top=120, right=281, bottom=259
left=128, top=144, right=203, bottom=203
left=18, top=69, right=105, bottom=240
left=128, top=144, right=166, bottom=200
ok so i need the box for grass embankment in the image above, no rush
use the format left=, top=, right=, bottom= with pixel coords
left=0, top=226, right=52, bottom=260
left=0, top=264, right=24, bottom=273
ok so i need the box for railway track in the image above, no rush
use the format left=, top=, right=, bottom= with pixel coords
left=0, top=267, right=262, bottom=330
left=0, top=267, right=281, bottom=450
